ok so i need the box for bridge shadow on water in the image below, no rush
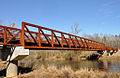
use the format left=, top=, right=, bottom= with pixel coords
left=0, top=66, right=33, bottom=77
left=87, top=53, right=100, bottom=60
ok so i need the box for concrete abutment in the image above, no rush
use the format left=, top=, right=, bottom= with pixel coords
left=0, top=46, right=29, bottom=77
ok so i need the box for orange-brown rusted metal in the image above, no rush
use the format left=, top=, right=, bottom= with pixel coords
left=0, top=22, right=118, bottom=51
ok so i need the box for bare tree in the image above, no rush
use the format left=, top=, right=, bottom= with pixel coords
left=10, top=23, right=15, bottom=28
left=83, top=34, right=94, bottom=40
left=83, top=33, right=120, bottom=49
left=71, top=22, right=82, bottom=35
left=9, top=23, right=15, bottom=34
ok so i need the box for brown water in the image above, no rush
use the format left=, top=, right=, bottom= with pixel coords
left=36, top=60, right=120, bottom=72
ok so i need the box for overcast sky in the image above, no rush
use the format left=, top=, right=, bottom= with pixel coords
left=0, top=0, right=120, bottom=36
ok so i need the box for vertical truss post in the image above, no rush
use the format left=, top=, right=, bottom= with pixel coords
left=99, top=44, right=101, bottom=49
left=4, top=27, right=7, bottom=44
left=96, top=43, right=99, bottom=49
left=68, top=35, right=71, bottom=48
left=61, top=33, right=64, bottom=47
left=95, top=42, right=97, bottom=49
left=86, top=40, right=88, bottom=48
left=101, top=44, right=103, bottom=49
left=21, top=22, right=25, bottom=46
left=89, top=41, right=92, bottom=49
left=75, top=37, right=77, bottom=48
left=99, top=43, right=100, bottom=49
left=87, top=40, right=90, bottom=49
left=96, top=42, right=97, bottom=49
left=83, top=40, right=87, bottom=48
left=75, top=37, right=81, bottom=48
left=94, top=42, right=96, bottom=49
left=99, top=43, right=101, bottom=49
left=51, top=31, right=54, bottom=47
left=38, top=28, right=41, bottom=47
left=92, top=41, right=94, bottom=49
left=79, top=38, right=83, bottom=48
left=70, top=36, right=76, bottom=48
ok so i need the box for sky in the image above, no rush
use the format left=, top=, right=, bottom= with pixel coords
left=0, top=0, right=120, bottom=36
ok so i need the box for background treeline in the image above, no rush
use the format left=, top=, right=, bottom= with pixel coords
left=83, top=33, right=120, bottom=49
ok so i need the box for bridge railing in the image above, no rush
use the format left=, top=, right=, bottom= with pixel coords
left=21, top=22, right=107, bottom=50
left=0, top=22, right=118, bottom=51
left=0, top=25, right=22, bottom=46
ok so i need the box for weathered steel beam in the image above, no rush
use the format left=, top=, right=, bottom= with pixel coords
left=0, top=22, right=118, bottom=51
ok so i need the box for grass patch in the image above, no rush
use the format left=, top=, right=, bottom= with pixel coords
left=20, top=65, right=120, bottom=78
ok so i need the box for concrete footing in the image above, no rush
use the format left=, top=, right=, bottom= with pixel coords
left=6, top=61, right=18, bottom=78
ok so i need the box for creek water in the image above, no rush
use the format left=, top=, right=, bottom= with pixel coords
left=38, top=60, right=120, bottom=72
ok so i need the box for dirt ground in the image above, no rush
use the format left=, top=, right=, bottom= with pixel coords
left=0, top=60, right=6, bottom=70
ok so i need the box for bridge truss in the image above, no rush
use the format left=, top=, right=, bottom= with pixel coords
left=0, top=22, right=118, bottom=51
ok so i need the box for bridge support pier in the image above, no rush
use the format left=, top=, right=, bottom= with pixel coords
left=0, top=46, right=29, bottom=77
left=6, top=61, right=18, bottom=78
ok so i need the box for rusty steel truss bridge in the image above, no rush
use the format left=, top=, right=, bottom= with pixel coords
left=0, top=22, right=118, bottom=51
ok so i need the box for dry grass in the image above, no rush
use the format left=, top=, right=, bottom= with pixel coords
left=20, top=65, right=120, bottom=78
left=19, top=50, right=95, bottom=62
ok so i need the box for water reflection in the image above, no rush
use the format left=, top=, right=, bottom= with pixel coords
left=107, top=61, right=120, bottom=72
left=36, top=60, right=120, bottom=72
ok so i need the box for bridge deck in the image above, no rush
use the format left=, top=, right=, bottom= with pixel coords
left=0, top=22, right=118, bottom=51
